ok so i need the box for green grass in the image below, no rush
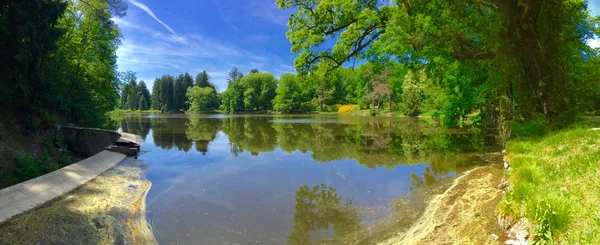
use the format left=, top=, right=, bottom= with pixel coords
left=501, top=124, right=600, bottom=243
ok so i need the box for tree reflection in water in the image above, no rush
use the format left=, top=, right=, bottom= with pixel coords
left=288, top=184, right=361, bottom=245
left=116, top=115, right=498, bottom=191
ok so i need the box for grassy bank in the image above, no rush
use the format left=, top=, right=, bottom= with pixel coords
left=501, top=122, right=600, bottom=243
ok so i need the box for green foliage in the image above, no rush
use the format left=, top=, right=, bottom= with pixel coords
left=227, top=67, right=244, bottom=84
left=11, top=152, right=63, bottom=185
left=0, top=0, right=127, bottom=127
left=195, top=71, right=213, bottom=88
left=278, top=0, right=600, bottom=127
left=186, top=86, right=218, bottom=113
left=221, top=72, right=277, bottom=113
left=273, top=73, right=315, bottom=113
left=507, top=117, right=549, bottom=139
left=402, top=70, right=424, bottom=116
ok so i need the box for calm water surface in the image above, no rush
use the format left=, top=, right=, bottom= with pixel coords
left=116, top=114, right=499, bottom=245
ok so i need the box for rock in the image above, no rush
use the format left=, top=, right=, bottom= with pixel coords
left=115, top=233, right=125, bottom=245
left=92, top=216, right=106, bottom=229
left=516, top=230, right=529, bottom=242
left=490, top=234, right=499, bottom=241
left=498, top=215, right=514, bottom=232
left=128, top=184, right=138, bottom=190
left=504, top=239, right=520, bottom=245
left=502, top=149, right=506, bottom=154
left=504, top=161, right=510, bottom=169
left=498, top=179, right=510, bottom=189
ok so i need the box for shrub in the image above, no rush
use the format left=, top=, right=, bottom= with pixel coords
left=369, top=109, right=377, bottom=116
left=338, top=104, right=360, bottom=113
left=508, top=117, right=549, bottom=138
left=11, top=152, right=58, bottom=185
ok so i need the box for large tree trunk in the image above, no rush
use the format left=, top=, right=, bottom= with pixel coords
left=498, top=0, right=568, bottom=120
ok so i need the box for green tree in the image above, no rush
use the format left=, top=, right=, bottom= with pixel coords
left=173, top=74, right=187, bottom=112
left=227, top=66, right=244, bottom=84
left=221, top=72, right=277, bottom=113
left=402, top=70, right=424, bottom=116
left=135, top=81, right=151, bottom=110
left=195, top=71, right=213, bottom=89
left=186, top=86, right=218, bottom=113
left=277, top=0, right=600, bottom=125
left=151, top=77, right=163, bottom=110
left=159, top=75, right=174, bottom=111
left=274, top=74, right=301, bottom=113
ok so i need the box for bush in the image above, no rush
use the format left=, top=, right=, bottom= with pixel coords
left=369, top=109, right=377, bottom=116
left=11, top=152, right=58, bottom=185
left=508, top=117, right=549, bottom=138
left=338, top=104, right=360, bottom=113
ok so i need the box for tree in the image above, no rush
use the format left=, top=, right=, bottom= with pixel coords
left=364, top=67, right=393, bottom=112
left=274, top=74, right=301, bottom=113
left=135, top=81, right=151, bottom=110
left=221, top=72, right=278, bottom=113
left=222, top=81, right=245, bottom=113
left=402, top=70, right=424, bottom=116
left=186, top=86, right=218, bottom=113
left=159, top=75, right=174, bottom=111
left=249, top=68, right=259, bottom=74
left=117, top=71, right=137, bottom=98
left=138, top=94, right=149, bottom=110
left=277, top=0, right=600, bottom=125
left=151, top=78, right=163, bottom=110
left=173, top=74, right=187, bottom=112
left=195, top=71, right=213, bottom=89
left=121, top=79, right=137, bottom=109
left=227, top=67, right=244, bottom=84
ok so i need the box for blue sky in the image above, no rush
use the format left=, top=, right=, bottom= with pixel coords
left=114, top=0, right=297, bottom=91
left=115, top=0, right=600, bottom=92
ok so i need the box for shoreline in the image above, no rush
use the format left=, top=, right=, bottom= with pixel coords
left=372, top=164, right=505, bottom=245
left=0, top=158, right=157, bottom=244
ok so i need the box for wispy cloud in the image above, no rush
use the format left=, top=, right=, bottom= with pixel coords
left=127, top=0, right=179, bottom=36
left=116, top=0, right=295, bottom=92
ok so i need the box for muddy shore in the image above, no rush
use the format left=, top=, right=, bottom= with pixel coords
left=0, top=158, right=156, bottom=245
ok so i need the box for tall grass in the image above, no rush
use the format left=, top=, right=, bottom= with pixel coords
left=501, top=125, right=600, bottom=243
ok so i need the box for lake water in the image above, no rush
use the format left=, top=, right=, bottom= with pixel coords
left=115, top=114, right=500, bottom=245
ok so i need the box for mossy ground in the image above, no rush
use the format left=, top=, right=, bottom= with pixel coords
left=0, top=158, right=156, bottom=245
left=501, top=122, right=600, bottom=243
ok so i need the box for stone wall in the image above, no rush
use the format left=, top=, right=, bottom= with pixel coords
left=61, top=126, right=121, bottom=155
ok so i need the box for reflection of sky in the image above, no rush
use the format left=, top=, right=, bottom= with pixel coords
left=125, top=116, right=468, bottom=245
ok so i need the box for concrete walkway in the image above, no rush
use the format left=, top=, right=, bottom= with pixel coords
left=0, top=150, right=127, bottom=224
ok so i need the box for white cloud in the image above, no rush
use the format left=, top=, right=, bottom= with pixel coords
left=116, top=0, right=293, bottom=92
left=127, top=0, right=181, bottom=39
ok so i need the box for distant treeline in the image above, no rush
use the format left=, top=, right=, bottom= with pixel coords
left=122, top=63, right=452, bottom=121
